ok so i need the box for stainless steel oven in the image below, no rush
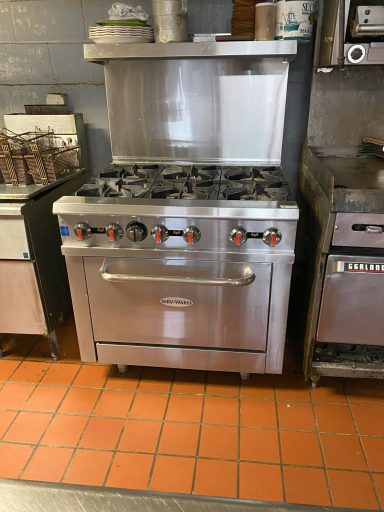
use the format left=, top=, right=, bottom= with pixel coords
left=317, top=253, right=384, bottom=346
left=54, top=197, right=298, bottom=377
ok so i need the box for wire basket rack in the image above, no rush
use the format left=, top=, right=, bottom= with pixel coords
left=0, top=128, right=80, bottom=186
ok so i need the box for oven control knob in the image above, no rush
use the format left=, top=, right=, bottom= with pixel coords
left=74, top=223, right=91, bottom=241
left=126, top=221, right=147, bottom=242
left=183, top=226, right=201, bottom=245
left=229, top=227, right=247, bottom=246
left=151, top=225, right=169, bottom=244
left=106, top=223, right=123, bottom=242
left=262, top=228, right=282, bottom=247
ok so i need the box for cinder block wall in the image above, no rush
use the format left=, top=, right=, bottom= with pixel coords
left=0, top=0, right=312, bottom=189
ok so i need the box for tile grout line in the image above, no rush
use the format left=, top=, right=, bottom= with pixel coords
left=3, top=434, right=384, bottom=474
left=191, top=372, right=208, bottom=495
left=45, top=362, right=88, bottom=484
left=310, top=390, right=335, bottom=506
left=0, top=410, right=22, bottom=443
left=17, top=368, right=81, bottom=480
left=348, top=391, right=381, bottom=509
left=146, top=370, right=175, bottom=491
left=101, top=366, right=144, bottom=487
left=59, top=374, right=105, bottom=485
left=273, top=377, right=286, bottom=503
left=1, top=360, right=22, bottom=381
left=237, top=391, right=241, bottom=499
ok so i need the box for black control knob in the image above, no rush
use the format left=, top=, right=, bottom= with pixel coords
left=262, top=228, right=282, bottom=247
left=229, top=227, right=247, bottom=246
left=183, top=226, right=201, bottom=245
left=126, top=221, right=147, bottom=242
left=106, top=223, right=124, bottom=242
left=151, top=225, right=169, bottom=244
left=74, top=222, right=91, bottom=241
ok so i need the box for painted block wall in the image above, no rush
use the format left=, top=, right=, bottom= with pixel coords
left=0, top=0, right=312, bottom=190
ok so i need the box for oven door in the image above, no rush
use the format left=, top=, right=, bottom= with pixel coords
left=317, top=254, right=384, bottom=346
left=84, top=257, right=271, bottom=351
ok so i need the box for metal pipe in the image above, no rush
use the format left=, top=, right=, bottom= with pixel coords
left=338, top=0, right=346, bottom=69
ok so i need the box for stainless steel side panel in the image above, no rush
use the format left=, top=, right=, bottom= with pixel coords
left=97, top=343, right=266, bottom=373
left=317, top=254, right=384, bottom=346
left=104, top=58, right=290, bottom=165
left=0, top=204, right=29, bottom=260
left=333, top=213, right=384, bottom=248
left=0, top=260, right=46, bottom=334
left=84, top=257, right=271, bottom=351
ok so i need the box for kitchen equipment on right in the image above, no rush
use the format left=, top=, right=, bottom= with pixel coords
left=151, top=0, right=188, bottom=42
left=317, top=0, right=384, bottom=66
left=298, top=146, right=384, bottom=386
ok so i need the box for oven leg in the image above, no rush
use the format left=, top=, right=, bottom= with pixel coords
left=117, top=364, right=129, bottom=374
left=240, top=372, right=250, bottom=381
left=47, top=331, right=60, bottom=361
left=0, top=334, right=6, bottom=357
left=310, top=375, right=321, bottom=388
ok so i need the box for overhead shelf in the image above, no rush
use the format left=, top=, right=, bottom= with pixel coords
left=84, top=40, right=297, bottom=62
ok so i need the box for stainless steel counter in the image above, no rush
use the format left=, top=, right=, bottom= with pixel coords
left=0, top=479, right=347, bottom=512
left=0, top=170, right=85, bottom=201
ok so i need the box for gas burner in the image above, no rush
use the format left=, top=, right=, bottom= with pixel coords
left=160, top=166, right=189, bottom=180
left=223, top=168, right=254, bottom=181
left=181, top=191, right=209, bottom=200
left=148, top=182, right=177, bottom=198
left=264, top=184, right=289, bottom=200
left=77, top=164, right=289, bottom=201
left=76, top=184, right=104, bottom=197
left=94, top=177, right=122, bottom=190
left=220, top=182, right=256, bottom=200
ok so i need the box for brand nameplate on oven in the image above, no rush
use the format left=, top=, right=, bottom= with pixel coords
left=344, top=263, right=384, bottom=273
left=160, top=297, right=193, bottom=307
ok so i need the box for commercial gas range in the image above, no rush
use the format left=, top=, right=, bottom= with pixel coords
left=53, top=164, right=298, bottom=377
left=297, top=146, right=384, bottom=385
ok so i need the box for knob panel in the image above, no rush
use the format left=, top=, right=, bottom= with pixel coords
left=151, top=225, right=169, bottom=244
left=262, top=228, right=282, bottom=247
left=183, top=226, right=201, bottom=245
left=229, top=227, right=247, bottom=246
left=126, top=221, right=148, bottom=242
left=74, top=223, right=92, bottom=241
left=106, top=223, right=124, bottom=242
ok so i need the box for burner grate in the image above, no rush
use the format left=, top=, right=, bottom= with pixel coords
left=75, top=165, right=289, bottom=201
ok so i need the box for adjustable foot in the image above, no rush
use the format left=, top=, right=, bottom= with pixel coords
left=117, top=364, right=129, bottom=374
left=240, top=372, right=250, bottom=381
left=311, top=375, right=321, bottom=388
left=0, top=334, right=6, bottom=357
left=47, top=331, right=60, bottom=361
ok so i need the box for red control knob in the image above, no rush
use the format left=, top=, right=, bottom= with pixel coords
left=105, top=223, right=123, bottom=242
left=74, top=223, right=91, bottom=241
left=229, top=227, right=247, bottom=247
left=183, top=226, right=201, bottom=245
left=262, top=228, right=282, bottom=247
left=151, top=225, right=169, bottom=244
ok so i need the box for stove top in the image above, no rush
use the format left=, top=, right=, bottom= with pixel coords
left=75, top=165, right=289, bottom=202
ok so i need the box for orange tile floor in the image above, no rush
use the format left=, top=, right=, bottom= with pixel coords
left=0, top=319, right=383, bottom=510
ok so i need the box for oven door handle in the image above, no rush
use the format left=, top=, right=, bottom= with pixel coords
left=99, top=261, right=255, bottom=287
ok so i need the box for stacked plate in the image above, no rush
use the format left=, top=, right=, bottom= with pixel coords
left=89, top=25, right=154, bottom=44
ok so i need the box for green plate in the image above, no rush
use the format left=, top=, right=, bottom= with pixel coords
left=96, top=19, right=148, bottom=27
